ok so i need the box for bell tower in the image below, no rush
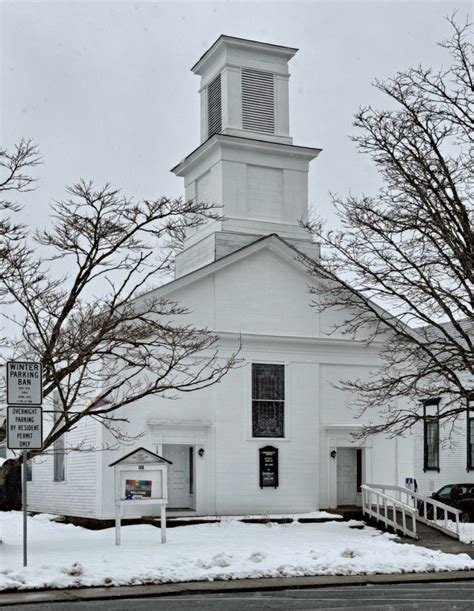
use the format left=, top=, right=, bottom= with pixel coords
left=172, top=35, right=321, bottom=278
left=193, top=35, right=295, bottom=146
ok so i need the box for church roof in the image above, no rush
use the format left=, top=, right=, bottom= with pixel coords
left=415, top=317, right=473, bottom=343
left=133, top=232, right=411, bottom=350
left=138, top=233, right=310, bottom=301
left=171, top=133, right=321, bottom=175
left=191, top=35, right=298, bottom=74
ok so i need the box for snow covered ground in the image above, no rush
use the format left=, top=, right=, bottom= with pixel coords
left=435, top=520, right=474, bottom=544
left=0, top=512, right=473, bottom=591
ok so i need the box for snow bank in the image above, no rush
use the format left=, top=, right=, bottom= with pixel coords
left=0, top=511, right=472, bottom=591
left=435, top=520, right=474, bottom=544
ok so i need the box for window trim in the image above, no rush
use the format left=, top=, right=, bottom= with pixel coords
left=250, top=362, right=287, bottom=440
left=423, top=398, right=440, bottom=472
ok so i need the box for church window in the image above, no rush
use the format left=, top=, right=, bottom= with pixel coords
left=252, top=363, right=284, bottom=438
left=207, top=73, right=222, bottom=137
left=423, top=399, right=439, bottom=472
left=242, top=68, right=275, bottom=134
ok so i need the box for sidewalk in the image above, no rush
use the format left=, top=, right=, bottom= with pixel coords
left=1, top=570, right=473, bottom=607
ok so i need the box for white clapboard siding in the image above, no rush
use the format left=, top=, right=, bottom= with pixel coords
left=27, top=416, right=100, bottom=517
left=242, top=68, right=275, bottom=134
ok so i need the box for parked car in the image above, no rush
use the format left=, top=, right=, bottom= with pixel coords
left=418, top=483, right=474, bottom=522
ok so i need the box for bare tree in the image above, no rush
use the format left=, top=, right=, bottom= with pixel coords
left=1, top=156, right=238, bottom=483
left=302, top=17, right=473, bottom=438
left=0, top=139, right=41, bottom=272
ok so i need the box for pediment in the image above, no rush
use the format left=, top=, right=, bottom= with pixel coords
left=109, top=447, right=172, bottom=467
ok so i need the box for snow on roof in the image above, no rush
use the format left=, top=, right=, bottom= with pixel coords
left=416, top=317, right=473, bottom=342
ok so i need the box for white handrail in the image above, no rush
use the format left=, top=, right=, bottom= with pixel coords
left=363, top=484, right=461, bottom=539
left=361, top=484, right=418, bottom=539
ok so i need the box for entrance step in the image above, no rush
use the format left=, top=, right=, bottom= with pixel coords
left=328, top=506, right=363, bottom=521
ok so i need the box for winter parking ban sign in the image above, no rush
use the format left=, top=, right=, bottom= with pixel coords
left=7, top=361, right=43, bottom=406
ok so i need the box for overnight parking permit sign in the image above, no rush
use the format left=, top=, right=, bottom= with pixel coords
left=7, top=406, right=43, bottom=449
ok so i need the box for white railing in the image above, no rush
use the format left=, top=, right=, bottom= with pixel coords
left=361, top=484, right=418, bottom=539
left=362, top=484, right=462, bottom=540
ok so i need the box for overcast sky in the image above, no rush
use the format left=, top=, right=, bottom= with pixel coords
left=1, top=0, right=470, bottom=232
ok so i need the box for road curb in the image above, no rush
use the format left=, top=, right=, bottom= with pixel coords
left=0, top=570, right=473, bottom=606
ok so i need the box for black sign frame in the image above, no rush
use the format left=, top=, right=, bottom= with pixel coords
left=259, top=445, right=279, bottom=489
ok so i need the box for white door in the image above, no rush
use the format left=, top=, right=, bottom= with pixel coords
left=337, top=448, right=357, bottom=506
left=163, top=445, right=191, bottom=508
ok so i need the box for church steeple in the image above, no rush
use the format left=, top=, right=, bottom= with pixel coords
left=192, top=36, right=296, bottom=145
left=171, top=35, right=321, bottom=278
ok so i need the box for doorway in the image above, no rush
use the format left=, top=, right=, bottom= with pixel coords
left=337, top=448, right=362, bottom=506
left=162, top=444, right=195, bottom=510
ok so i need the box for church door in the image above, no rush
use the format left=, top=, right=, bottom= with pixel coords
left=337, top=448, right=358, bottom=506
left=162, top=444, right=191, bottom=509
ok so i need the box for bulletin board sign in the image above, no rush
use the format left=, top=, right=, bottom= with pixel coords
left=125, top=479, right=152, bottom=500
left=119, top=469, right=163, bottom=501
left=259, top=445, right=279, bottom=488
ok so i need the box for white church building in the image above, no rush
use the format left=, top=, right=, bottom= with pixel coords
left=25, top=35, right=421, bottom=520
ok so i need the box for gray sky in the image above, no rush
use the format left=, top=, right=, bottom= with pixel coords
left=0, top=0, right=470, bottom=230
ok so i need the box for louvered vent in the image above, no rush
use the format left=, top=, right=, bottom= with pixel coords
left=207, top=74, right=222, bottom=137
left=242, top=68, right=275, bottom=134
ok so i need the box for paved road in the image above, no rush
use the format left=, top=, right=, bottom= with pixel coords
left=4, top=582, right=474, bottom=610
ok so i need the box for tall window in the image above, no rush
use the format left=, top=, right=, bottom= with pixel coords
left=467, top=395, right=474, bottom=471
left=252, top=363, right=284, bottom=438
left=423, top=399, right=440, bottom=471
left=53, top=395, right=65, bottom=482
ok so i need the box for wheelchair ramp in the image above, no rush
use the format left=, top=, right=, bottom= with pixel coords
left=361, top=484, right=467, bottom=542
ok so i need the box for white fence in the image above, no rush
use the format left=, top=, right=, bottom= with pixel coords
left=361, top=484, right=462, bottom=540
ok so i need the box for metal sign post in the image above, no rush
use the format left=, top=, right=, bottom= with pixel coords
left=6, top=361, right=43, bottom=568
left=22, top=450, right=27, bottom=566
